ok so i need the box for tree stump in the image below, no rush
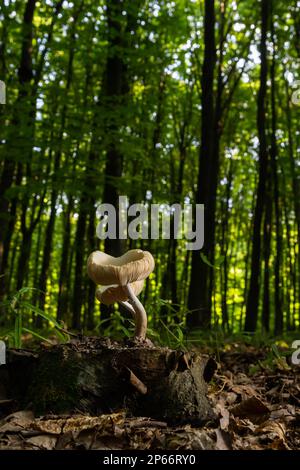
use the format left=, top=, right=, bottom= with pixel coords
left=0, top=337, right=216, bottom=425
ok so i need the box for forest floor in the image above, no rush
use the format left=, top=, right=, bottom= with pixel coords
left=0, top=341, right=299, bottom=450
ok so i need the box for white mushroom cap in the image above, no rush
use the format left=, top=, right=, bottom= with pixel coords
left=87, top=249, right=155, bottom=286
left=95, top=280, right=144, bottom=305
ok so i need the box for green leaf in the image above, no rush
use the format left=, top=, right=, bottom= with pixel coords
left=13, top=287, right=43, bottom=300
left=20, top=301, right=62, bottom=329
left=22, top=327, right=53, bottom=344
left=200, top=253, right=225, bottom=270
left=119, top=325, right=132, bottom=338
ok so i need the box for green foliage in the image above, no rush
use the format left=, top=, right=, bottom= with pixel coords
left=0, top=0, right=299, bottom=339
left=200, top=253, right=225, bottom=270
left=0, top=288, right=69, bottom=348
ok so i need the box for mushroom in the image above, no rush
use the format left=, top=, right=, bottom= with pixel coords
left=87, top=249, right=155, bottom=342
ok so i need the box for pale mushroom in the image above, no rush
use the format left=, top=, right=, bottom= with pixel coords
left=95, top=281, right=144, bottom=319
left=87, top=249, right=155, bottom=342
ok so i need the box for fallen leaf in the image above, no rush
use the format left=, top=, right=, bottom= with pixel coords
left=226, top=392, right=238, bottom=405
left=215, top=402, right=230, bottom=430
left=0, top=410, right=34, bottom=432
left=26, top=435, right=57, bottom=450
left=215, top=428, right=232, bottom=450
left=231, top=396, right=270, bottom=424
left=255, top=421, right=290, bottom=450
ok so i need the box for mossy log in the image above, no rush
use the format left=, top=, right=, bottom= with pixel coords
left=0, top=337, right=216, bottom=424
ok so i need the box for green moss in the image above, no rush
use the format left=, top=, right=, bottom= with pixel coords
left=27, top=348, right=80, bottom=414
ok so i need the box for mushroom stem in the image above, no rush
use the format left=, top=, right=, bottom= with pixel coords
left=119, top=301, right=136, bottom=318
left=123, top=283, right=147, bottom=341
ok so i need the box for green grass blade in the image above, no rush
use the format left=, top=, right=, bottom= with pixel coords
left=22, top=327, right=53, bottom=344
left=20, top=301, right=62, bottom=329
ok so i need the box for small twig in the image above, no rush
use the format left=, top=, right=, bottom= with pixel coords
left=57, top=327, right=78, bottom=338
left=127, top=418, right=168, bottom=429
left=126, top=367, right=147, bottom=395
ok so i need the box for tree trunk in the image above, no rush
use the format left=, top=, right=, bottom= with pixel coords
left=57, top=196, right=74, bottom=321
left=270, top=8, right=283, bottom=334
left=86, top=205, right=96, bottom=330
left=16, top=230, right=32, bottom=291
left=284, top=76, right=300, bottom=326
left=262, top=176, right=272, bottom=332
left=220, top=160, right=233, bottom=330
left=245, top=0, right=269, bottom=332
left=102, top=0, right=129, bottom=259
left=187, top=0, right=216, bottom=328
left=72, top=205, right=87, bottom=329
left=1, top=339, right=216, bottom=425
left=100, top=0, right=143, bottom=322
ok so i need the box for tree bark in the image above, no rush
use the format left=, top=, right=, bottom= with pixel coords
left=187, top=0, right=216, bottom=328
left=57, top=196, right=74, bottom=322
left=245, top=0, right=270, bottom=332
left=270, top=9, right=283, bottom=334
left=262, top=175, right=272, bottom=332
left=1, top=339, right=216, bottom=425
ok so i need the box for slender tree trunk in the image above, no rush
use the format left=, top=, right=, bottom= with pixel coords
left=220, top=161, right=233, bottom=331
left=187, top=0, right=216, bottom=328
left=284, top=74, right=300, bottom=328
left=262, top=176, right=272, bottom=332
left=102, top=0, right=128, bottom=259
left=32, top=221, right=42, bottom=305
left=241, top=175, right=257, bottom=329
left=245, top=0, right=269, bottom=331
left=0, top=167, right=21, bottom=298
left=71, top=150, right=95, bottom=329
left=100, top=0, right=143, bottom=323
left=16, top=191, right=45, bottom=291
left=160, top=110, right=191, bottom=319
left=270, top=9, right=283, bottom=334
left=38, top=188, right=57, bottom=312
left=282, top=194, right=294, bottom=330
left=72, top=203, right=87, bottom=329
left=86, top=202, right=96, bottom=330
left=16, top=231, right=32, bottom=291
left=57, top=196, right=74, bottom=321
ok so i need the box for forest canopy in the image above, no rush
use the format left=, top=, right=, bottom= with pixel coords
left=0, top=0, right=299, bottom=338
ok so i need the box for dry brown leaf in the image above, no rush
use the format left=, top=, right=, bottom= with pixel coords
left=226, top=392, right=238, bottom=405
left=231, top=384, right=258, bottom=399
left=231, top=396, right=270, bottom=424
left=26, top=435, right=57, bottom=450
left=32, top=418, right=64, bottom=435
left=63, top=413, right=125, bottom=434
left=0, top=410, right=34, bottom=432
left=215, top=401, right=230, bottom=430
left=161, top=426, right=215, bottom=450
left=229, top=416, right=256, bottom=435
left=255, top=420, right=290, bottom=449
left=270, top=405, right=296, bottom=423
left=215, top=428, right=232, bottom=450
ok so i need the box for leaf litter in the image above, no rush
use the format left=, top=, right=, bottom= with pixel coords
left=0, top=343, right=298, bottom=450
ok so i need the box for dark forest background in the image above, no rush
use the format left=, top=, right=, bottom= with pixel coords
left=0, top=0, right=299, bottom=341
